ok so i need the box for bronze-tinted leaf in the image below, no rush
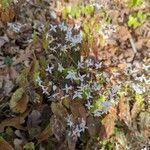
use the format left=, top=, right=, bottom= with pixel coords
left=100, top=107, right=117, bottom=139
left=51, top=102, right=68, bottom=119
left=0, top=111, right=29, bottom=133
left=70, top=101, right=86, bottom=122
left=87, top=115, right=100, bottom=137
left=118, top=96, right=131, bottom=127
left=1, top=8, right=15, bottom=23
left=36, top=122, right=53, bottom=143
left=67, top=134, right=77, bottom=150
left=9, top=88, right=29, bottom=113
left=0, top=137, right=14, bottom=150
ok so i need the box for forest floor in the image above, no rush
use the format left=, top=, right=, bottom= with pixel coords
left=0, top=0, right=150, bottom=150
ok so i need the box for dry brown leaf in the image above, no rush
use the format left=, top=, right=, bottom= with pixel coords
left=139, top=112, right=150, bottom=139
left=36, top=122, right=53, bottom=143
left=100, top=107, right=117, bottom=139
left=0, top=137, right=14, bottom=150
left=117, top=26, right=131, bottom=41
left=0, top=111, right=29, bottom=133
left=118, top=96, right=131, bottom=127
left=51, top=115, right=66, bottom=141
left=9, top=88, right=29, bottom=113
left=87, top=115, right=100, bottom=137
left=51, top=102, right=68, bottom=119
left=0, top=8, right=15, bottom=23
left=67, top=134, right=77, bottom=150
left=70, top=101, right=86, bottom=122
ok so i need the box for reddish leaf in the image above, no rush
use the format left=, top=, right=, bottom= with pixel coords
left=0, top=111, right=29, bottom=133
left=100, top=107, right=117, bottom=139
left=0, top=137, right=14, bottom=150
left=70, top=101, right=86, bottom=123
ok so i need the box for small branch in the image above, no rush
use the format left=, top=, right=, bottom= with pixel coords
left=129, top=36, right=137, bottom=53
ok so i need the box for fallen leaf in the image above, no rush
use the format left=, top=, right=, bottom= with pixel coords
left=67, top=134, right=77, bottom=150
left=87, top=115, right=100, bottom=137
left=139, top=112, right=150, bottom=139
left=27, top=110, right=41, bottom=128
left=100, top=107, right=117, bottom=139
left=9, top=88, right=29, bottom=113
left=0, top=111, right=29, bottom=133
left=117, top=26, right=131, bottom=41
left=36, top=116, right=54, bottom=143
left=51, top=115, right=66, bottom=142
left=70, top=101, right=86, bottom=123
left=118, top=95, right=131, bottom=127
left=51, top=102, right=68, bottom=119
left=1, top=8, right=15, bottom=23
left=0, top=137, right=14, bottom=150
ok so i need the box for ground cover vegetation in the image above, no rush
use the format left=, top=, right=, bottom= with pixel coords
left=0, top=0, right=150, bottom=149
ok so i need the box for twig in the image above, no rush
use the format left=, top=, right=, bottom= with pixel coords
left=129, top=36, right=137, bottom=53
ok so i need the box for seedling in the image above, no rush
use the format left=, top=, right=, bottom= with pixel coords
left=128, top=11, right=148, bottom=29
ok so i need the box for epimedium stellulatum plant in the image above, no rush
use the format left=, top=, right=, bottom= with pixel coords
left=12, top=0, right=150, bottom=140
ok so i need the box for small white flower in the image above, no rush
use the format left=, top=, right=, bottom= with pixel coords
left=131, top=83, right=146, bottom=94
left=95, top=62, right=102, bottom=69
left=92, top=82, right=101, bottom=91
left=65, top=30, right=72, bottom=41
left=85, top=92, right=93, bottom=99
left=74, top=23, right=81, bottom=30
left=72, top=119, right=87, bottom=137
left=66, top=70, right=77, bottom=81
left=77, top=61, right=84, bottom=69
left=50, top=24, right=57, bottom=32
left=53, top=85, right=57, bottom=91
left=45, top=65, right=54, bottom=74
left=58, top=63, right=64, bottom=72
left=143, top=64, right=150, bottom=71
left=59, top=22, right=67, bottom=31
left=63, top=84, right=73, bottom=93
left=73, top=91, right=82, bottom=99
left=78, top=73, right=86, bottom=82
left=85, top=100, right=93, bottom=110
left=66, top=115, right=74, bottom=128
left=85, top=59, right=94, bottom=67
left=41, top=86, right=49, bottom=95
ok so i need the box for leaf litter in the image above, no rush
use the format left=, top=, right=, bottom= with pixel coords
left=0, top=0, right=150, bottom=149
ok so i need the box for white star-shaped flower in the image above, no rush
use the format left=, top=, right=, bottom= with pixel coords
left=41, top=86, right=49, bottom=95
left=73, top=91, right=82, bottom=99
left=50, top=24, right=57, bottom=32
left=77, top=61, right=84, bottom=69
left=143, top=64, right=150, bottom=71
left=78, top=73, right=86, bottom=82
left=63, top=84, right=72, bottom=93
left=66, top=70, right=77, bottom=81
left=58, top=63, right=64, bottom=72
left=85, top=100, right=93, bottom=110
left=95, top=62, right=102, bottom=69
left=59, top=22, right=67, bottom=31
left=45, top=65, right=54, bottom=74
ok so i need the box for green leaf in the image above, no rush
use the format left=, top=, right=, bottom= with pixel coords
left=128, top=15, right=139, bottom=28
left=23, top=142, right=35, bottom=150
left=4, top=56, right=13, bottom=66
left=128, top=0, right=142, bottom=8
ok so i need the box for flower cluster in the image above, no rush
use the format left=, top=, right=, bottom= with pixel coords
left=36, top=56, right=121, bottom=117
left=66, top=115, right=87, bottom=137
